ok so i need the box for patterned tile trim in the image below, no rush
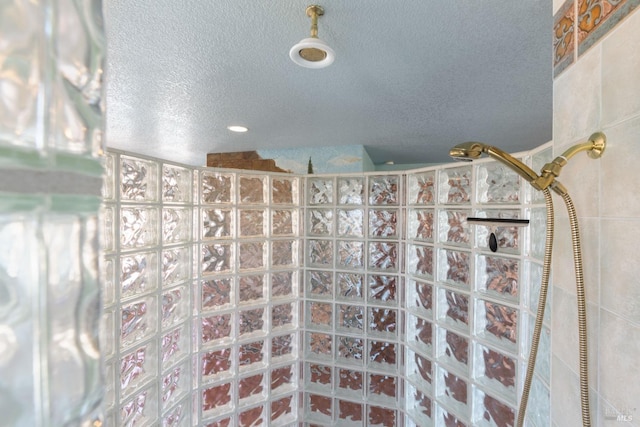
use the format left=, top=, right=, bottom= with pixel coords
left=554, top=0, right=576, bottom=77
left=577, top=0, right=640, bottom=55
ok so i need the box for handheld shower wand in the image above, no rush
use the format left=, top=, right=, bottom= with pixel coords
left=449, top=132, right=607, bottom=427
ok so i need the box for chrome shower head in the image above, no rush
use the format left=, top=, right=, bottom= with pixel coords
left=449, top=141, right=541, bottom=184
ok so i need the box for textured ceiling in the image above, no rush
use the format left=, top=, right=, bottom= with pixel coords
left=104, top=0, right=552, bottom=167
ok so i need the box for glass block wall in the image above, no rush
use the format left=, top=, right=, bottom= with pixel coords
left=102, top=150, right=302, bottom=426
left=103, top=143, right=552, bottom=426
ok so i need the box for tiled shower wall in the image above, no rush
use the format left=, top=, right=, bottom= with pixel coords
left=102, top=144, right=553, bottom=426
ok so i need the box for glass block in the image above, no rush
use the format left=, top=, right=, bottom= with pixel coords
left=337, top=209, right=364, bottom=237
left=120, top=342, right=158, bottom=399
left=407, top=314, right=433, bottom=354
left=308, top=302, right=332, bottom=329
left=369, top=175, right=399, bottom=206
left=368, top=340, right=397, bottom=370
left=103, top=154, right=116, bottom=200
left=368, top=405, right=396, bottom=427
left=407, top=383, right=432, bottom=424
left=101, top=205, right=116, bottom=252
left=201, top=348, right=232, bottom=381
left=104, top=360, right=116, bottom=410
left=338, top=177, right=365, bottom=205
left=475, top=299, right=518, bottom=353
left=239, top=209, right=266, bottom=237
left=472, top=387, right=515, bottom=427
left=238, top=241, right=265, bottom=270
left=337, top=336, right=364, bottom=365
left=368, top=374, right=397, bottom=402
left=239, top=275, right=265, bottom=304
left=438, top=209, right=471, bottom=247
left=308, top=208, right=334, bottom=236
left=238, top=373, right=265, bottom=403
left=271, top=177, right=297, bottom=205
left=202, top=382, right=233, bottom=416
left=162, top=363, right=190, bottom=409
left=239, top=175, right=266, bottom=204
left=307, top=394, right=333, bottom=421
left=202, top=209, right=233, bottom=240
left=337, top=240, right=364, bottom=269
left=336, top=272, right=363, bottom=300
left=201, top=172, right=233, bottom=204
left=203, top=417, right=231, bottom=427
left=272, top=209, right=296, bottom=236
left=307, top=240, right=333, bottom=267
left=238, top=308, right=266, bottom=338
left=368, top=308, right=397, bottom=336
left=163, top=164, right=192, bottom=203
left=408, top=208, right=435, bottom=241
left=201, top=278, right=233, bottom=312
left=270, top=365, right=295, bottom=394
left=306, top=332, right=332, bottom=359
left=437, top=249, right=471, bottom=288
left=476, top=210, right=522, bottom=253
left=337, top=304, right=364, bottom=332
left=526, top=377, right=550, bottom=427
left=162, top=207, right=191, bottom=244
left=271, top=239, right=297, bottom=268
left=529, top=207, right=547, bottom=260
left=368, top=275, right=397, bottom=305
left=437, top=367, right=469, bottom=417
left=161, top=324, right=190, bottom=367
left=238, top=340, right=265, bottom=371
left=162, top=247, right=190, bottom=286
left=271, top=395, right=295, bottom=424
left=120, top=385, right=159, bottom=427
left=162, top=400, right=189, bottom=427
left=306, top=270, right=333, bottom=298
left=272, top=302, right=295, bottom=330
left=271, top=271, right=295, bottom=299
left=439, top=166, right=472, bottom=204
left=308, top=178, right=334, bottom=205
left=406, top=348, right=433, bottom=389
left=476, top=255, right=519, bottom=302
left=473, top=344, right=516, bottom=401
left=201, top=243, right=233, bottom=275
left=337, top=368, right=363, bottom=396
left=408, top=244, right=434, bottom=280
left=201, top=313, right=233, bottom=346
left=272, top=334, right=295, bottom=361
left=437, top=329, right=469, bottom=372
left=437, top=289, right=470, bottom=332
left=121, top=296, right=157, bottom=348
left=102, top=309, right=115, bottom=359
left=338, top=400, right=363, bottom=424
left=120, top=251, right=158, bottom=300
left=120, top=206, right=159, bottom=249
left=368, top=243, right=398, bottom=272
left=120, top=156, right=158, bottom=202
left=477, top=162, right=521, bottom=204
left=307, top=363, right=332, bottom=390
left=369, top=209, right=398, bottom=238
left=408, top=171, right=436, bottom=205
left=527, top=261, right=550, bottom=324
left=438, top=406, right=468, bottom=427
left=407, top=279, right=433, bottom=317
left=162, top=285, right=189, bottom=328
left=525, top=317, right=551, bottom=383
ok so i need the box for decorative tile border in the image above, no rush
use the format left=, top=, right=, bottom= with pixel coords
left=554, top=0, right=640, bottom=77
left=554, top=0, right=576, bottom=77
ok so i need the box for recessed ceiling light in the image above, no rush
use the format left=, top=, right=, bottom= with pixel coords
left=227, top=125, right=248, bottom=133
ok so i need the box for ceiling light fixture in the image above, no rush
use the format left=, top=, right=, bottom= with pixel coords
left=289, top=5, right=335, bottom=69
left=227, top=125, right=248, bottom=133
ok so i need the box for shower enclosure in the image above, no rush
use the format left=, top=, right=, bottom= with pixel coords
left=102, top=144, right=553, bottom=426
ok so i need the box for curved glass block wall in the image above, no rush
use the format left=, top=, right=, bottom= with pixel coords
left=103, top=143, right=551, bottom=426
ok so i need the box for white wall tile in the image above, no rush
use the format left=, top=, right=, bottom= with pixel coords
left=601, top=8, right=640, bottom=127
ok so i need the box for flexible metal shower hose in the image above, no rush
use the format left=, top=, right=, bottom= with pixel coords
left=516, top=189, right=592, bottom=427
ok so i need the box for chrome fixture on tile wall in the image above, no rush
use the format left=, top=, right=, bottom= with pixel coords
left=450, top=132, right=607, bottom=427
